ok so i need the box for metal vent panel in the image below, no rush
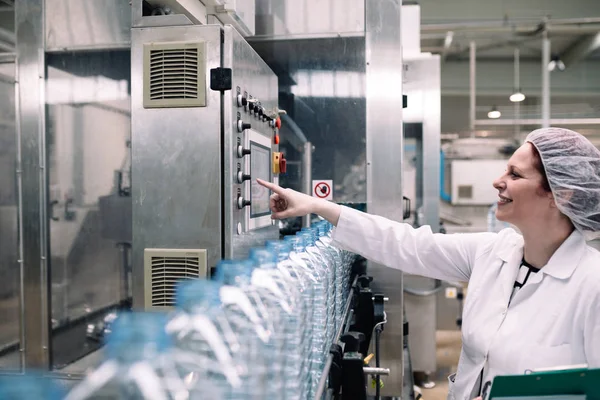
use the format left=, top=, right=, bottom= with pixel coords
left=143, top=42, right=206, bottom=108
left=143, top=249, right=207, bottom=310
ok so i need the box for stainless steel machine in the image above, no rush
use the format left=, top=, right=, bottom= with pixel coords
left=131, top=21, right=282, bottom=310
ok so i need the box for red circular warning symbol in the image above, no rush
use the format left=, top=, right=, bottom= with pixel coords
left=315, top=181, right=331, bottom=198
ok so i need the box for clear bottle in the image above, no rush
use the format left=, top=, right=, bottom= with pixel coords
left=290, top=232, right=331, bottom=399
left=66, top=312, right=191, bottom=400
left=251, top=246, right=308, bottom=400
left=168, top=278, right=263, bottom=400
left=279, top=237, right=319, bottom=399
left=214, top=259, right=284, bottom=399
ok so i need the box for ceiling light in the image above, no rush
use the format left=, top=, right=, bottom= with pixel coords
left=510, top=91, right=525, bottom=102
left=548, top=55, right=565, bottom=72
left=487, top=106, right=501, bottom=119
left=510, top=49, right=526, bottom=103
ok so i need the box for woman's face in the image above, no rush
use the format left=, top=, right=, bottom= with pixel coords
left=492, top=143, right=554, bottom=229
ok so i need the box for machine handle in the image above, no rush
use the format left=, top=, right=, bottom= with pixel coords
left=363, top=367, right=390, bottom=376
left=49, top=200, right=59, bottom=221
left=403, top=196, right=411, bottom=220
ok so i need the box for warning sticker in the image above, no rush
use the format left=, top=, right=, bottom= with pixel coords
left=312, top=180, right=333, bottom=201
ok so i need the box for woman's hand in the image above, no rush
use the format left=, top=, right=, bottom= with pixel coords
left=256, top=179, right=342, bottom=225
left=256, top=179, right=317, bottom=219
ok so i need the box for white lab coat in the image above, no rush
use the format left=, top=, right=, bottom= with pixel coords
left=331, top=206, right=600, bottom=400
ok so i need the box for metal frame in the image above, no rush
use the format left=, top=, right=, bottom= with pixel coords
left=365, top=0, right=404, bottom=396
left=15, top=0, right=50, bottom=370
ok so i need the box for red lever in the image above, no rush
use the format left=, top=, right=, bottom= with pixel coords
left=275, top=117, right=282, bottom=130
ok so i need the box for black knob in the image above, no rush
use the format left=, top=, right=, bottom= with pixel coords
left=248, top=101, right=255, bottom=112
left=237, top=171, right=251, bottom=183
left=237, top=145, right=251, bottom=158
left=237, top=120, right=251, bottom=132
left=237, top=196, right=251, bottom=209
left=237, top=94, right=248, bottom=107
left=258, top=107, right=264, bottom=117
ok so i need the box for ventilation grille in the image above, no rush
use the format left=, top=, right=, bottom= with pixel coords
left=144, top=249, right=207, bottom=309
left=143, top=42, right=206, bottom=108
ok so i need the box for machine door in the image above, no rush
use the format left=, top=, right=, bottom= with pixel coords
left=46, top=51, right=132, bottom=371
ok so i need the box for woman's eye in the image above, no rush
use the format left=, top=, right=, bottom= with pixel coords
left=510, top=172, right=520, bottom=178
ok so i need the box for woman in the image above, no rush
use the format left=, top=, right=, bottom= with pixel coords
left=258, top=127, right=600, bottom=400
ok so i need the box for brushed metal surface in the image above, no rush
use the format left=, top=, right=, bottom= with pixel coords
left=223, top=25, right=279, bottom=260
left=132, top=25, right=279, bottom=309
left=0, top=62, right=20, bottom=370
left=365, top=0, right=405, bottom=396
left=402, top=56, right=442, bottom=373
left=16, top=0, right=49, bottom=369
left=131, top=25, right=223, bottom=309
left=255, top=0, right=364, bottom=38
left=45, top=0, right=130, bottom=52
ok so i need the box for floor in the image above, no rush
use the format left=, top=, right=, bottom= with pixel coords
left=416, top=330, right=462, bottom=400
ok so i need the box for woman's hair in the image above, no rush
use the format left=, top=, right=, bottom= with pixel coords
left=529, top=143, right=552, bottom=193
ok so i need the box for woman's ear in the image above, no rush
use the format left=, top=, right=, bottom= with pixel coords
left=551, top=189, right=573, bottom=208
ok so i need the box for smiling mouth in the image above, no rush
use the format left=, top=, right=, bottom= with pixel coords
left=498, top=196, right=513, bottom=204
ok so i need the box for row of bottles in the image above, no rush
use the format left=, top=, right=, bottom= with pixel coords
left=25, top=220, right=356, bottom=399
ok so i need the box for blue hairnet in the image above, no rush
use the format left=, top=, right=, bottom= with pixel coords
left=526, top=128, right=600, bottom=240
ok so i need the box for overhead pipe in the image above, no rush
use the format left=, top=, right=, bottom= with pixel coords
left=560, top=32, right=600, bottom=68
left=469, top=41, right=476, bottom=137
left=542, top=30, right=551, bottom=128
left=421, top=17, right=600, bottom=33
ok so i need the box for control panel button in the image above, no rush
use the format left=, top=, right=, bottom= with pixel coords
left=237, top=196, right=251, bottom=209
left=237, top=94, right=248, bottom=107
left=237, top=170, right=251, bottom=184
left=279, top=155, right=287, bottom=174
left=237, top=145, right=251, bottom=158
left=274, top=134, right=280, bottom=145
left=275, top=116, right=282, bottom=130
left=237, top=120, right=251, bottom=132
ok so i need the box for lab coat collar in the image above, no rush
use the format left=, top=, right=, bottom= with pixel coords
left=539, top=229, right=585, bottom=280
left=496, top=229, right=584, bottom=280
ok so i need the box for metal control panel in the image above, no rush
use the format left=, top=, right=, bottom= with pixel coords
left=131, top=24, right=283, bottom=309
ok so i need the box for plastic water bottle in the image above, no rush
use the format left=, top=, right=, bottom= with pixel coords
left=0, top=373, right=65, bottom=400
left=66, top=312, right=190, bottom=400
left=299, top=229, right=335, bottom=344
left=303, top=226, right=338, bottom=337
left=250, top=247, right=308, bottom=400
left=214, top=259, right=285, bottom=399
left=168, top=278, right=263, bottom=400
left=290, top=232, right=331, bottom=398
left=314, top=221, right=347, bottom=331
left=273, top=238, right=316, bottom=399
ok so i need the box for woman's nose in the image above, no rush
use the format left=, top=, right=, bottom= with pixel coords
left=493, top=176, right=505, bottom=190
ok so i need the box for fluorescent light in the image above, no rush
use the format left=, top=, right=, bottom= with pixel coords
left=510, top=91, right=525, bottom=102
left=487, top=106, right=501, bottom=119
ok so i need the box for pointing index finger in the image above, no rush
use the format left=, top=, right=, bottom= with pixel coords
left=256, top=178, right=285, bottom=195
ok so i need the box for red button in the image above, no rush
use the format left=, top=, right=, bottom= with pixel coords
left=274, top=134, right=280, bottom=145
left=275, top=117, right=281, bottom=130
left=279, top=155, right=287, bottom=174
